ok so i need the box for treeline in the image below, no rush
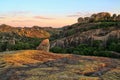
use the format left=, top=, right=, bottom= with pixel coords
left=50, top=38, right=120, bottom=58
left=0, top=38, right=41, bottom=51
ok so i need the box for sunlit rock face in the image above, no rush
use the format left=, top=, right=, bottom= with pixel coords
left=78, top=12, right=120, bottom=23
left=37, top=39, right=50, bottom=52
left=90, top=12, right=111, bottom=21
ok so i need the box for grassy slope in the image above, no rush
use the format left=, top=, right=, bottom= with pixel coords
left=0, top=50, right=120, bottom=80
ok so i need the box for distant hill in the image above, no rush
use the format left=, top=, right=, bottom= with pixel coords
left=0, top=24, right=51, bottom=51
left=0, top=24, right=50, bottom=38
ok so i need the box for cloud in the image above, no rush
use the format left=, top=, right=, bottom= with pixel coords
left=11, top=11, right=30, bottom=16
left=34, top=16, right=55, bottom=20
left=1, top=11, right=31, bottom=17
left=13, top=11, right=29, bottom=14
left=0, top=16, right=5, bottom=19
left=11, top=20, right=37, bottom=22
left=67, top=12, right=92, bottom=17
left=67, top=14, right=81, bottom=17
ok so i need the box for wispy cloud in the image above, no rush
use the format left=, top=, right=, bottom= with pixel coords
left=67, top=14, right=81, bottom=17
left=0, top=16, right=5, bottom=19
left=0, top=11, right=31, bottom=17
left=12, top=11, right=29, bottom=14
left=11, top=20, right=36, bottom=22
left=11, top=11, right=30, bottom=17
left=34, top=16, right=55, bottom=20
left=67, top=12, right=92, bottom=17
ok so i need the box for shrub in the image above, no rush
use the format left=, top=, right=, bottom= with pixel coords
left=50, top=47, right=66, bottom=53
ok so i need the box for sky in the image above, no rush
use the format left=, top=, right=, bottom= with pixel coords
left=0, top=0, right=120, bottom=27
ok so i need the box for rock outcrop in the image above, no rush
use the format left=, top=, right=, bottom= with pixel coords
left=37, top=39, right=50, bottom=52
left=51, top=29, right=120, bottom=48
left=78, top=12, right=120, bottom=23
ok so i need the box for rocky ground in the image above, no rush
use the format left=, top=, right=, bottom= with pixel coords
left=0, top=50, right=120, bottom=80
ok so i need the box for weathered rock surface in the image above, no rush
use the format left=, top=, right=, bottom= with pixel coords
left=0, top=24, right=50, bottom=39
left=78, top=12, right=120, bottom=23
left=51, top=28, right=120, bottom=48
left=37, top=39, right=50, bottom=52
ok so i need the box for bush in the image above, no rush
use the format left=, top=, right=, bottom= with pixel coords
left=51, top=38, right=120, bottom=58
left=0, top=37, right=42, bottom=52
left=50, top=47, right=66, bottom=53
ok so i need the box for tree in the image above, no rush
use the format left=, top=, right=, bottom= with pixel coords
left=50, top=47, right=66, bottom=53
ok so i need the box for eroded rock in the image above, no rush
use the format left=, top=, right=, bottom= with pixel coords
left=36, top=39, right=50, bottom=52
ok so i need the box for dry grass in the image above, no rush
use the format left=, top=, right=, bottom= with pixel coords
left=3, top=50, right=69, bottom=66
left=101, top=67, right=120, bottom=80
left=0, top=50, right=120, bottom=80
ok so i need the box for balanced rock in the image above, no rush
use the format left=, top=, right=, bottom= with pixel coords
left=36, top=39, right=50, bottom=52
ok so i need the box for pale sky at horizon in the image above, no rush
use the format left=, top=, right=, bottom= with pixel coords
left=0, top=0, right=120, bottom=27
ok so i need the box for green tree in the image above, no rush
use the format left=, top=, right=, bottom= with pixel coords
left=50, top=47, right=66, bottom=53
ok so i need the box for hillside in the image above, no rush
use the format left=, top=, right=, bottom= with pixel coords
left=0, top=50, right=120, bottom=80
left=51, top=12, right=120, bottom=40
left=50, top=12, right=120, bottom=58
left=0, top=24, right=51, bottom=52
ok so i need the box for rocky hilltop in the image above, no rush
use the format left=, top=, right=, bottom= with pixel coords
left=78, top=12, right=120, bottom=23
left=0, top=24, right=50, bottom=38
